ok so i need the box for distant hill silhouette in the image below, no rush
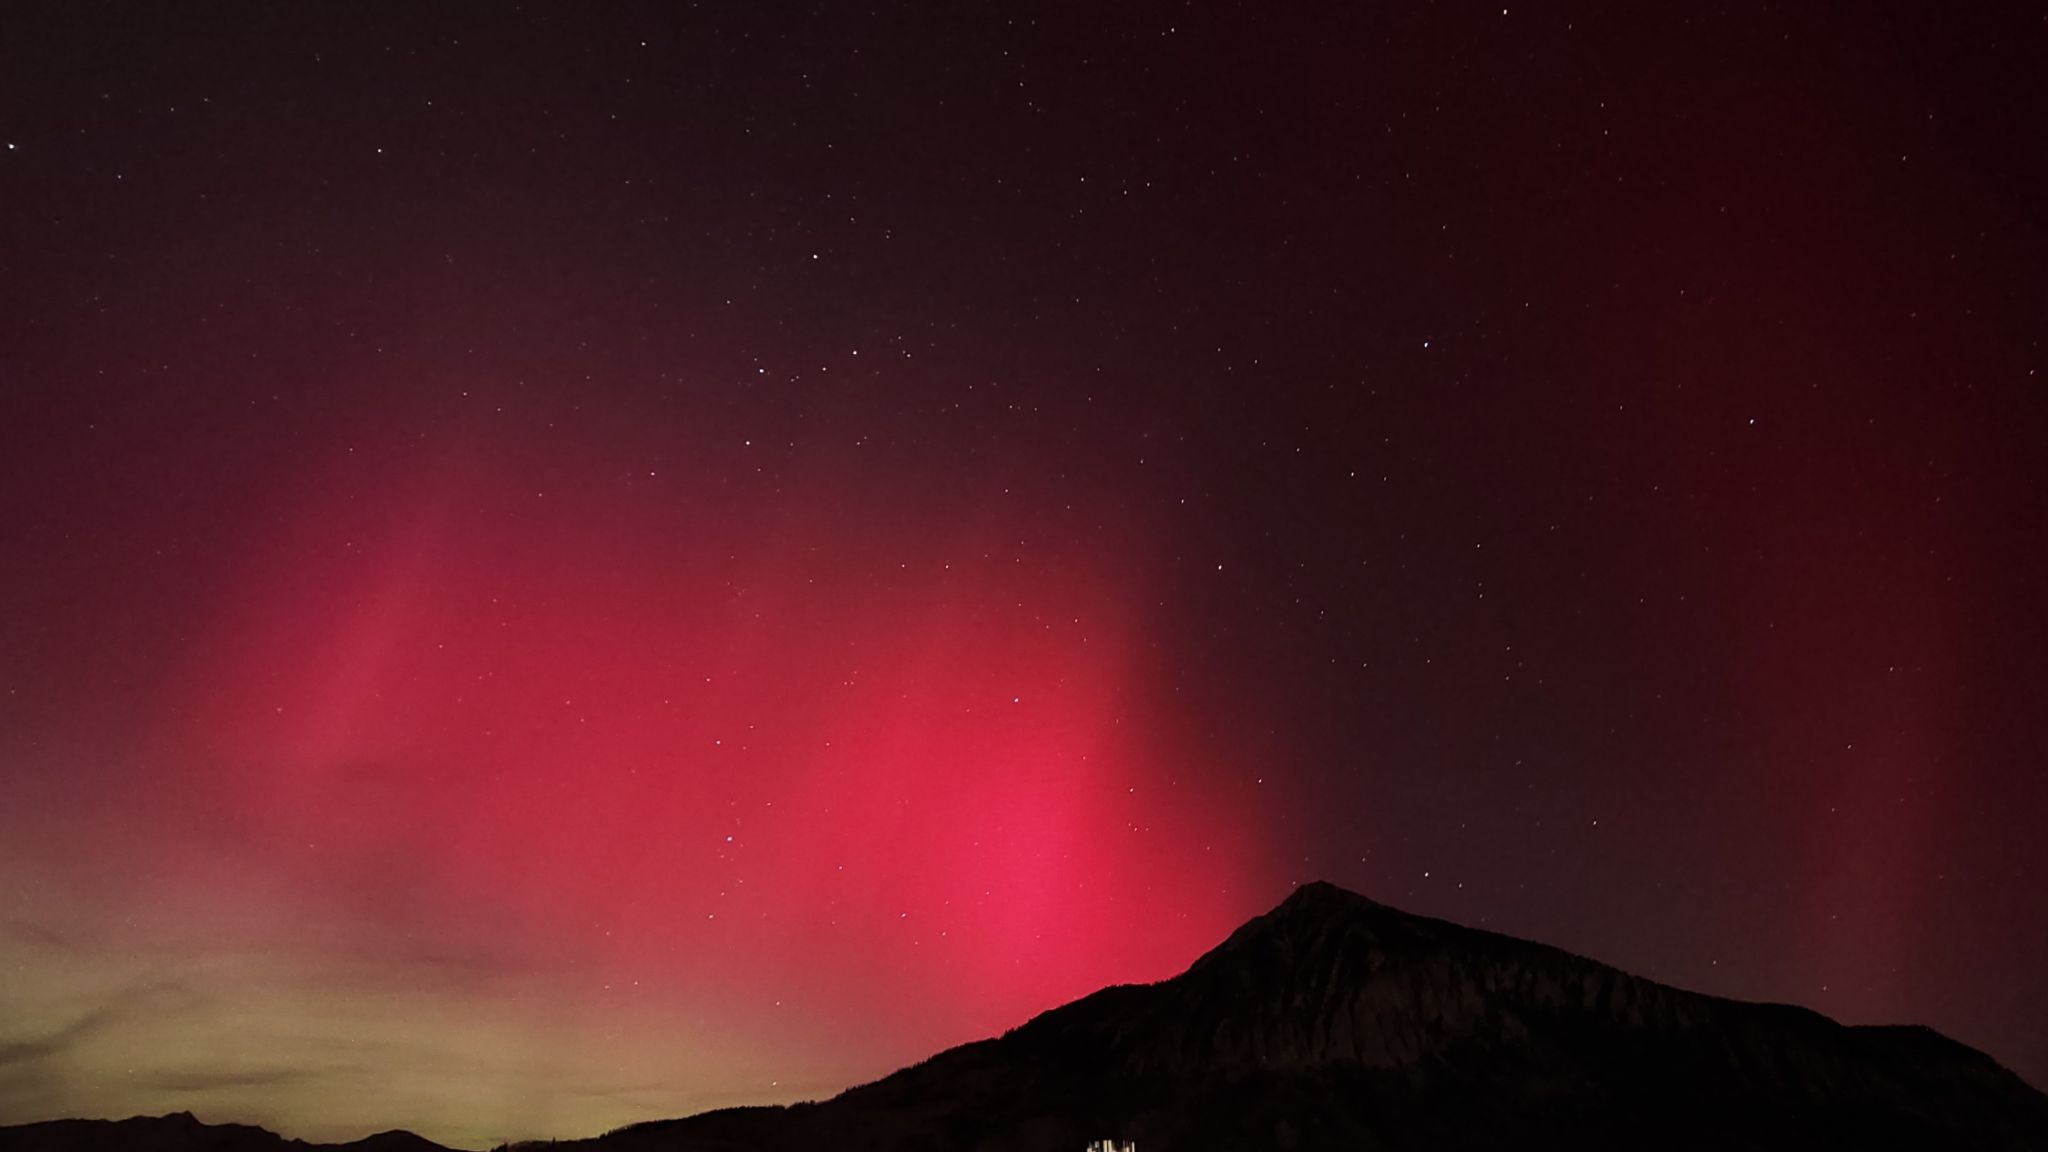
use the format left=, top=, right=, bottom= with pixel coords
left=0, top=1112, right=446, bottom=1152
left=8, top=883, right=2045, bottom=1150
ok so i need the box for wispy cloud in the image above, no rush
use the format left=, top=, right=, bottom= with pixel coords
left=144, top=1067, right=315, bottom=1094
left=0, top=981, right=200, bottom=1067
left=0, top=920, right=79, bottom=953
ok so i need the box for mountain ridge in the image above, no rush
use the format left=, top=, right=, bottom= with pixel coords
left=0, top=1112, right=452, bottom=1152
left=584, top=881, right=2048, bottom=1150
left=6, top=882, right=2044, bottom=1151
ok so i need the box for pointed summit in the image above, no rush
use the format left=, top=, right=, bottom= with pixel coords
left=1269, top=879, right=1373, bottom=915
left=1249, top=880, right=1399, bottom=937
left=1181, top=879, right=1416, bottom=989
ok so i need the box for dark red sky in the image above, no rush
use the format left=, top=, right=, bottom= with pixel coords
left=2, top=3, right=2044, bottom=1146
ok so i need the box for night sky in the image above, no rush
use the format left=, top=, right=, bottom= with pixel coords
left=3, top=3, right=2045, bottom=1147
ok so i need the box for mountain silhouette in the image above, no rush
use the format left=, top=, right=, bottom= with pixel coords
left=0, top=1112, right=446, bottom=1152
left=563, top=882, right=2048, bottom=1151
left=7, top=883, right=2045, bottom=1151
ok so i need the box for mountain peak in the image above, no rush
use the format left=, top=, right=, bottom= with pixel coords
left=1270, top=879, right=1375, bottom=916
left=1182, top=880, right=1405, bottom=983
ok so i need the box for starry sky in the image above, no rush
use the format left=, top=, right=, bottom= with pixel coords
left=2, top=3, right=2045, bottom=1147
